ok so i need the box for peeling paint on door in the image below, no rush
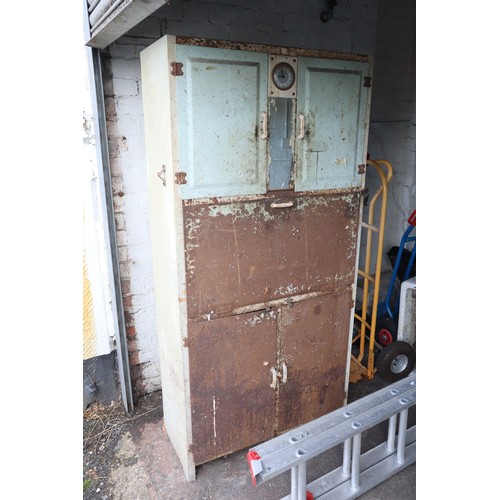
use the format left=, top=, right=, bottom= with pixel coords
left=183, top=190, right=362, bottom=318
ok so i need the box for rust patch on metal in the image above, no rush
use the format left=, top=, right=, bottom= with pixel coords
left=174, top=171, right=187, bottom=184
left=170, top=61, right=184, bottom=76
left=182, top=187, right=362, bottom=207
left=186, top=289, right=351, bottom=324
left=277, top=290, right=352, bottom=432
left=274, top=307, right=284, bottom=434
left=187, top=290, right=354, bottom=462
left=183, top=191, right=362, bottom=319
left=175, top=36, right=369, bottom=63
left=349, top=355, right=369, bottom=384
left=188, top=310, right=277, bottom=465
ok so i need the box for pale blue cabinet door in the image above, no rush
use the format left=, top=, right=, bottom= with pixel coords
left=295, top=57, right=370, bottom=191
left=175, top=45, right=268, bottom=199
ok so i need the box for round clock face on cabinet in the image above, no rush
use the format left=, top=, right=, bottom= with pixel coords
left=272, top=62, right=296, bottom=91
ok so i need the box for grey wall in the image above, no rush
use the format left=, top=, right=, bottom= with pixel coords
left=367, top=0, right=416, bottom=258
left=102, top=0, right=415, bottom=395
left=144, top=0, right=378, bottom=54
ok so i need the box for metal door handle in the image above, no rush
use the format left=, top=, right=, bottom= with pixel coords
left=297, top=114, right=305, bottom=140
left=157, top=164, right=166, bottom=186
left=270, top=201, right=294, bottom=209
left=270, top=367, right=278, bottom=389
left=281, top=362, right=288, bottom=384
left=261, top=112, right=268, bottom=140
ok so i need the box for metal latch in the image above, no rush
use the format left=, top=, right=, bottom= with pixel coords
left=270, top=362, right=288, bottom=389
left=364, top=77, right=372, bottom=88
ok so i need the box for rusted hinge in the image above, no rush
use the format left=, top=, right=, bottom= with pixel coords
left=175, top=172, right=187, bottom=185
left=170, top=62, right=184, bottom=76
left=363, top=77, right=372, bottom=88
left=358, top=164, right=366, bottom=174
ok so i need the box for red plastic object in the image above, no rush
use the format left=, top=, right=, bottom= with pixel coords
left=247, top=450, right=314, bottom=498
left=378, top=328, right=393, bottom=346
left=408, top=209, right=416, bottom=227
left=247, top=450, right=262, bottom=486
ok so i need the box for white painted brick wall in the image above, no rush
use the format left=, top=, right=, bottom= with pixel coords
left=101, top=0, right=414, bottom=396
left=105, top=42, right=162, bottom=395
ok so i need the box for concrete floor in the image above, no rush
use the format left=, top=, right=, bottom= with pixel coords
left=99, top=374, right=415, bottom=500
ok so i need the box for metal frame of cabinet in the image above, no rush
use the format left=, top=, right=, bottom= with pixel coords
left=140, top=35, right=372, bottom=481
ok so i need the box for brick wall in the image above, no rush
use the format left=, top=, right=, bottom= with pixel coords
left=102, top=48, right=160, bottom=397
left=101, top=0, right=414, bottom=397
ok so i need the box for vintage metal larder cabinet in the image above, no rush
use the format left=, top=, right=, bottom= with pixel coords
left=140, top=35, right=372, bottom=481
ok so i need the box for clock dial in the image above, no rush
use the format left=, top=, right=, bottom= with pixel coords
left=272, top=62, right=296, bottom=91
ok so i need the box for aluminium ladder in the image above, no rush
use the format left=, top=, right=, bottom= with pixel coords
left=248, top=373, right=416, bottom=500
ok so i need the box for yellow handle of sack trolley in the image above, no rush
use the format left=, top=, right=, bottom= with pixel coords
left=351, top=159, right=393, bottom=382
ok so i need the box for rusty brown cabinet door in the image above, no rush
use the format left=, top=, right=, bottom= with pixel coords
left=188, top=310, right=278, bottom=465
left=188, top=290, right=352, bottom=465
left=183, top=192, right=361, bottom=317
left=276, top=291, right=352, bottom=433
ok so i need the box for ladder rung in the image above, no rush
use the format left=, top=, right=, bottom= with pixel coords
left=289, top=427, right=416, bottom=500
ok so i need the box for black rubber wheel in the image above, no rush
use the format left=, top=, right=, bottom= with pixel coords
left=376, top=341, right=416, bottom=382
left=375, top=316, right=398, bottom=346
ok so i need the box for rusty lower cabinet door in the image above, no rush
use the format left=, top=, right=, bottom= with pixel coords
left=277, top=290, right=352, bottom=433
left=187, top=290, right=352, bottom=465
left=188, top=309, right=278, bottom=465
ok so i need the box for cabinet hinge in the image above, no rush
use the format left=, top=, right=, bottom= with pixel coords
left=170, top=62, right=184, bottom=76
left=363, top=77, right=372, bottom=88
left=357, top=164, right=366, bottom=174
left=175, top=172, right=187, bottom=184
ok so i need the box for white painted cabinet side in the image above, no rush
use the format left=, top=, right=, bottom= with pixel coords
left=140, top=35, right=195, bottom=481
